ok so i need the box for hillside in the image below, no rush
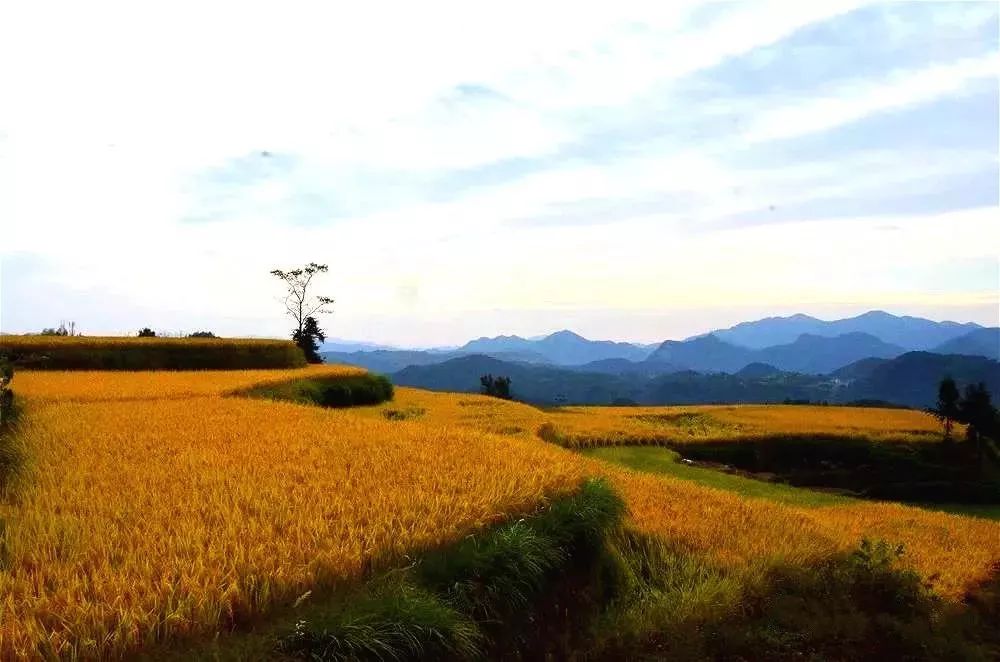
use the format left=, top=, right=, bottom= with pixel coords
left=932, top=327, right=1000, bottom=360
left=393, top=351, right=1000, bottom=408
left=393, top=354, right=643, bottom=405
left=840, top=351, right=1000, bottom=408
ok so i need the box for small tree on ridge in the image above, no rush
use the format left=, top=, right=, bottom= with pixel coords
left=271, top=263, right=334, bottom=363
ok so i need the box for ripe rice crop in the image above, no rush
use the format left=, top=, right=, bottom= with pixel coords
left=2, top=369, right=587, bottom=658
left=360, top=389, right=943, bottom=447
left=2, top=370, right=996, bottom=658
left=0, top=335, right=307, bottom=370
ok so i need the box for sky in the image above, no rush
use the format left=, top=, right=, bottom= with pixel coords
left=1, top=1, right=998, bottom=347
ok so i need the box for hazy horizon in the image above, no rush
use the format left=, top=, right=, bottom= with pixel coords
left=3, top=2, right=998, bottom=346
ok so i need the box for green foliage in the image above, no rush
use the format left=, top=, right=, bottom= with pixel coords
left=277, top=582, right=483, bottom=661
left=417, top=479, right=621, bottom=621
left=671, top=435, right=1000, bottom=506
left=699, top=539, right=989, bottom=661
left=584, top=445, right=850, bottom=508
left=931, top=376, right=962, bottom=440
left=187, top=331, right=217, bottom=338
left=279, top=479, right=625, bottom=661
left=137, top=327, right=156, bottom=338
left=293, top=316, right=326, bottom=364
left=320, top=375, right=394, bottom=407
left=479, top=374, right=511, bottom=400
left=240, top=374, right=394, bottom=408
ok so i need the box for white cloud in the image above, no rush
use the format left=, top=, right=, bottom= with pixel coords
left=1, top=0, right=997, bottom=342
left=744, top=53, right=1000, bottom=143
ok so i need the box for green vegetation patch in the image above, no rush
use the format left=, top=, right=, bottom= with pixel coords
left=238, top=374, right=395, bottom=408
left=584, top=445, right=850, bottom=507
left=676, top=435, right=1000, bottom=506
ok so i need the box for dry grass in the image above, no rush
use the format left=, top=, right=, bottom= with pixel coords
left=1, top=371, right=996, bottom=658
left=0, top=335, right=307, bottom=370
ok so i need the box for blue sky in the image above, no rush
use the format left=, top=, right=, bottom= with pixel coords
left=1, top=1, right=997, bottom=345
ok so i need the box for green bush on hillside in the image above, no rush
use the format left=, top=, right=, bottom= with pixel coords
left=319, top=375, right=394, bottom=408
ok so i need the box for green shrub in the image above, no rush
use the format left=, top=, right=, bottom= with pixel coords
left=701, top=539, right=986, bottom=661
left=319, top=375, right=394, bottom=408
left=279, top=479, right=625, bottom=660
left=277, top=582, right=482, bottom=661
left=238, top=374, right=394, bottom=408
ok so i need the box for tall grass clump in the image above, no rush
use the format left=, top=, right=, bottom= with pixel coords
left=0, top=335, right=306, bottom=370
left=278, top=582, right=483, bottom=661
left=279, top=479, right=625, bottom=660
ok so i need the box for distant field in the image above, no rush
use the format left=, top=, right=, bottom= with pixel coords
left=0, top=335, right=307, bottom=370
left=356, top=388, right=943, bottom=447
left=1, top=370, right=997, bottom=657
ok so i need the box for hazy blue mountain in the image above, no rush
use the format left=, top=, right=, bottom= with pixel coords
left=830, top=357, right=891, bottom=382
left=932, top=327, right=1000, bottom=360
left=567, top=357, right=682, bottom=377
left=457, top=330, right=654, bottom=366
left=755, top=332, right=905, bottom=374
left=322, top=348, right=550, bottom=374
left=735, top=362, right=783, bottom=379
left=841, top=352, right=1000, bottom=408
left=321, top=350, right=456, bottom=374
left=646, top=332, right=902, bottom=374
left=708, top=310, right=981, bottom=350
left=646, top=334, right=754, bottom=372
left=320, top=339, right=399, bottom=353
left=393, top=355, right=642, bottom=405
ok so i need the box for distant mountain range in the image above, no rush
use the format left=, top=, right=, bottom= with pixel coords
left=459, top=330, right=656, bottom=365
left=321, top=311, right=999, bottom=407
left=705, top=310, right=982, bottom=350
left=647, top=332, right=906, bottom=374
left=393, top=352, right=1000, bottom=409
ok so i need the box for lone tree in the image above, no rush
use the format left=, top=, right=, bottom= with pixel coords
left=931, top=376, right=962, bottom=441
left=137, top=327, right=156, bottom=338
left=293, top=316, right=326, bottom=364
left=957, top=382, right=998, bottom=472
left=271, top=262, right=334, bottom=363
left=480, top=374, right=512, bottom=400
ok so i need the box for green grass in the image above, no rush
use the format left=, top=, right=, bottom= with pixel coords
left=583, top=445, right=851, bottom=507
left=584, top=445, right=1000, bottom=521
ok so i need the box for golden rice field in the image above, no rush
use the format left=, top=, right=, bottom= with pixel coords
left=1, top=367, right=997, bottom=658
left=363, top=386, right=944, bottom=447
